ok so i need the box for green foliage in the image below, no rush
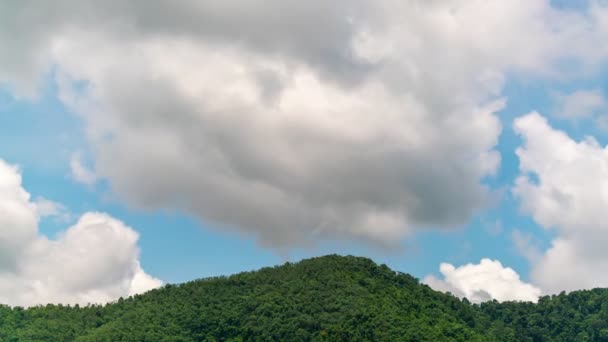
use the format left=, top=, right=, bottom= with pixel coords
left=0, top=255, right=606, bottom=341
left=478, top=289, right=608, bottom=341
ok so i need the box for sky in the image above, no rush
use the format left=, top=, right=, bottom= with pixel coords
left=2, top=0, right=608, bottom=306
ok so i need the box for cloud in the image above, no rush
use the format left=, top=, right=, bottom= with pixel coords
left=552, top=89, right=606, bottom=119
left=514, top=112, right=608, bottom=293
left=34, top=197, right=65, bottom=217
left=34, top=196, right=71, bottom=222
left=0, top=158, right=161, bottom=307
left=424, top=259, right=541, bottom=303
left=4, top=1, right=608, bottom=248
left=70, top=152, right=97, bottom=185
left=49, top=0, right=509, bottom=248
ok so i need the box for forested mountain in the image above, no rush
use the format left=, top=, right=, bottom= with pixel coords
left=0, top=255, right=606, bottom=341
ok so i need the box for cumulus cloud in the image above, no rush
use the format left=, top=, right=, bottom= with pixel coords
left=4, top=1, right=608, bottom=248
left=514, top=112, right=608, bottom=293
left=0, top=159, right=161, bottom=307
left=424, top=259, right=541, bottom=303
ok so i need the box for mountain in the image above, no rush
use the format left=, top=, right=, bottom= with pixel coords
left=0, top=255, right=607, bottom=341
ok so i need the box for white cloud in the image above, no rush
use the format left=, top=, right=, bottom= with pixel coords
left=514, top=112, right=608, bottom=293
left=0, top=162, right=38, bottom=262
left=34, top=197, right=71, bottom=222
left=70, top=152, right=97, bottom=185
left=128, top=262, right=164, bottom=297
left=0, top=158, right=161, bottom=307
left=553, top=89, right=606, bottom=119
left=4, top=1, right=608, bottom=248
left=34, top=197, right=65, bottom=217
left=424, top=259, right=541, bottom=303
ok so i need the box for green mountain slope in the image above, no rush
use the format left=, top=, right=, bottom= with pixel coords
left=0, top=255, right=607, bottom=341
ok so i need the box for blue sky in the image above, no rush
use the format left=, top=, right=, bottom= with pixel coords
left=3, top=0, right=608, bottom=305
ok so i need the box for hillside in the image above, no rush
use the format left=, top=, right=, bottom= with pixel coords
left=0, top=255, right=606, bottom=341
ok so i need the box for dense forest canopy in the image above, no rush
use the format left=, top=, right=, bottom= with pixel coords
left=0, top=255, right=606, bottom=341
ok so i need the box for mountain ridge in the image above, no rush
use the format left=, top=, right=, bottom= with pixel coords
left=0, top=254, right=606, bottom=341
